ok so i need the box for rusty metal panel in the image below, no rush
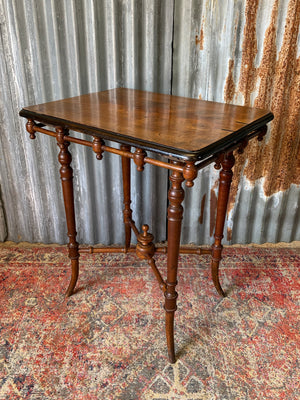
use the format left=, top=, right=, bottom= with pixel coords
left=173, top=0, right=300, bottom=244
left=0, top=0, right=299, bottom=246
left=0, top=0, right=173, bottom=244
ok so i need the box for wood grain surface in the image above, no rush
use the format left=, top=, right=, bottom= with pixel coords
left=20, top=88, right=273, bottom=160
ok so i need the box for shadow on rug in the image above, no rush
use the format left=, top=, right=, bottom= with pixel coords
left=0, top=244, right=299, bottom=399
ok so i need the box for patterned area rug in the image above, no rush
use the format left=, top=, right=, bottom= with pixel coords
left=0, top=243, right=299, bottom=399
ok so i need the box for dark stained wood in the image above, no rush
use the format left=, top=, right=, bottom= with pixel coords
left=78, top=245, right=212, bottom=255
left=92, top=136, right=104, bottom=160
left=20, top=88, right=273, bottom=363
left=26, top=119, right=36, bottom=139
left=211, top=152, right=235, bottom=297
left=164, top=162, right=185, bottom=363
left=136, top=224, right=155, bottom=260
left=19, top=88, right=273, bottom=161
left=133, top=148, right=147, bottom=171
left=56, top=127, right=80, bottom=297
left=136, top=225, right=167, bottom=293
left=121, top=144, right=132, bottom=251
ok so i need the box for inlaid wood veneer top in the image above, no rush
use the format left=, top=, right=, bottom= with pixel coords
left=20, top=88, right=273, bottom=160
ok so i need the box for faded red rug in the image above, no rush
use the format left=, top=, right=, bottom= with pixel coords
left=0, top=243, right=299, bottom=399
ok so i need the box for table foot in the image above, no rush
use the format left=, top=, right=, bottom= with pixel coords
left=65, top=258, right=79, bottom=297
left=57, top=127, right=80, bottom=296
left=211, top=252, right=226, bottom=297
left=211, top=152, right=235, bottom=297
left=165, top=310, right=176, bottom=363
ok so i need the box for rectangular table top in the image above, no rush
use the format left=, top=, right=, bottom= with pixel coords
left=20, top=88, right=273, bottom=161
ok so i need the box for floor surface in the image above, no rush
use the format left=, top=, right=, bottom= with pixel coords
left=0, top=243, right=299, bottom=399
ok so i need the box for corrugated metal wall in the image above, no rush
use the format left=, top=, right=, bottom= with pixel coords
left=0, top=0, right=173, bottom=244
left=0, top=0, right=299, bottom=245
left=173, top=0, right=300, bottom=244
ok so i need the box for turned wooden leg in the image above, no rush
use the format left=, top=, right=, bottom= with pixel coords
left=211, top=152, right=235, bottom=297
left=56, top=127, right=79, bottom=297
left=121, top=145, right=132, bottom=251
left=165, top=163, right=185, bottom=363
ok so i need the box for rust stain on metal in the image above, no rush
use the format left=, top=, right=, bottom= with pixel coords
left=226, top=0, right=300, bottom=213
left=245, top=0, right=300, bottom=196
left=224, top=59, right=236, bottom=103
left=238, top=0, right=259, bottom=106
left=243, top=0, right=279, bottom=191
left=199, top=193, right=206, bottom=224
left=262, top=0, right=300, bottom=196
left=210, top=189, right=217, bottom=237
left=285, top=56, right=300, bottom=186
left=225, top=0, right=260, bottom=212
left=254, top=0, right=278, bottom=108
left=227, top=226, right=232, bottom=242
left=195, top=24, right=204, bottom=50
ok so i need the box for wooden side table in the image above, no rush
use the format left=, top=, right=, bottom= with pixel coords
left=20, top=88, right=273, bottom=363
